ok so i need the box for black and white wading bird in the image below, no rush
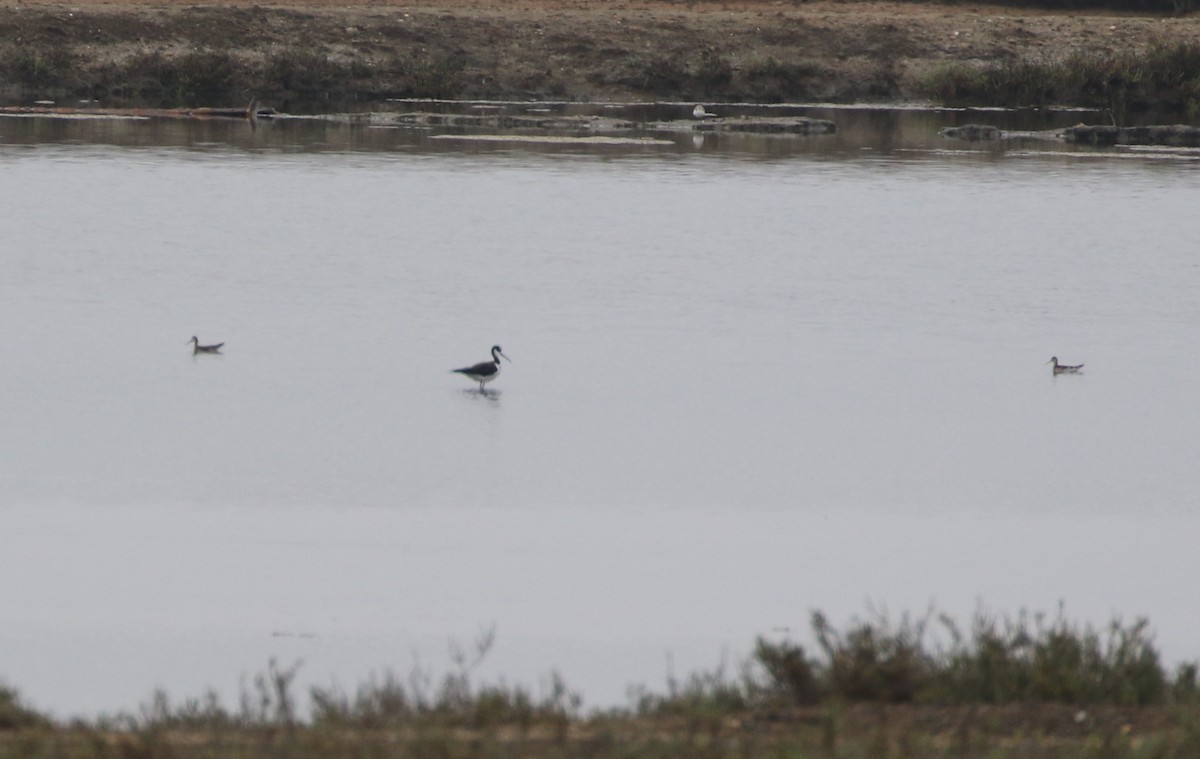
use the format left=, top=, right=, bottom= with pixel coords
left=189, top=336, right=224, bottom=354
left=1047, top=356, right=1083, bottom=374
left=452, top=345, right=510, bottom=391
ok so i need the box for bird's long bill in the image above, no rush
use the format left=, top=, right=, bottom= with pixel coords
left=499, top=351, right=511, bottom=362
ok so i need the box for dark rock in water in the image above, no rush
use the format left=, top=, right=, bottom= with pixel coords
left=938, top=124, right=1001, bottom=141
left=1062, top=124, right=1200, bottom=147
left=378, top=111, right=836, bottom=136
left=686, top=116, right=837, bottom=135
left=393, top=113, right=599, bottom=130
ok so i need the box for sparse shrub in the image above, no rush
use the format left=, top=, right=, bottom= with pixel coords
left=752, top=637, right=822, bottom=704
left=635, top=659, right=749, bottom=717
left=743, top=56, right=823, bottom=101
left=859, top=62, right=902, bottom=99
left=690, top=51, right=733, bottom=90
left=928, top=606, right=1169, bottom=705
left=985, top=59, right=1061, bottom=105
left=239, top=658, right=301, bottom=727
left=797, top=604, right=1182, bottom=707
left=933, top=609, right=1035, bottom=703
left=1098, top=617, right=1166, bottom=705
left=4, top=43, right=75, bottom=89
left=588, top=50, right=732, bottom=99
left=610, top=54, right=690, bottom=98
left=1173, top=662, right=1200, bottom=703
left=919, top=63, right=987, bottom=102
left=122, top=49, right=244, bottom=107
left=1030, top=615, right=1099, bottom=701
left=471, top=685, right=536, bottom=729
left=814, top=608, right=931, bottom=703
left=919, top=42, right=1200, bottom=121
left=136, top=688, right=234, bottom=731
left=0, top=684, right=49, bottom=730
left=262, top=49, right=345, bottom=101
left=393, top=51, right=466, bottom=99
left=312, top=625, right=579, bottom=736
left=311, top=671, right=413, bottom=728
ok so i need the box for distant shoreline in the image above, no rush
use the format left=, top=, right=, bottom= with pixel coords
left=1, top=1, right=1198, bottom=117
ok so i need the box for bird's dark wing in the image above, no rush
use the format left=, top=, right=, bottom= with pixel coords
left=453, top=361, right=497, bottom=376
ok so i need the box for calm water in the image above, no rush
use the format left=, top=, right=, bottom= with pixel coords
left=2, top=108, right=1199, bottom=717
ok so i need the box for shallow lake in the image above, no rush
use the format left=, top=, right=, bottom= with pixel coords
left=2, top=104, right=1199, bottom=717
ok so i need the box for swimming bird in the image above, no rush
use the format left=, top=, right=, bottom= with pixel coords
left=452, top=345, right=510, bottom=391
left=1047, top=356, right=1083, bottom=374
left=189, top=336, right=224, bottom=354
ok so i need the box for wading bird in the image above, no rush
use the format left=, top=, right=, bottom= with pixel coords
left=453, top=345, right=510, bottom=391
left=189, top=336, right=224, bottom=354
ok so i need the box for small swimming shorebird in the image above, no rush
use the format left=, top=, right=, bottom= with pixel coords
left=452, top=345, right=510, bottom=391
left=1047, top=356, right=1083, bottom=374
left=189, top=336, right=224, bottom=354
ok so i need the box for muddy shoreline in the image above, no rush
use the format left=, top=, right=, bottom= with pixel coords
left=1, top=1, right=1198, bottom=114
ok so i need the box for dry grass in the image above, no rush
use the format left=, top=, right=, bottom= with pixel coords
left=1, top=1, right=1199, bottom=116
left=2, top=608, right=1200, bottom=758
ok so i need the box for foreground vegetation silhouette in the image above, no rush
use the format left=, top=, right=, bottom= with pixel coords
left=3, top=606, right=1200, bottom=757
